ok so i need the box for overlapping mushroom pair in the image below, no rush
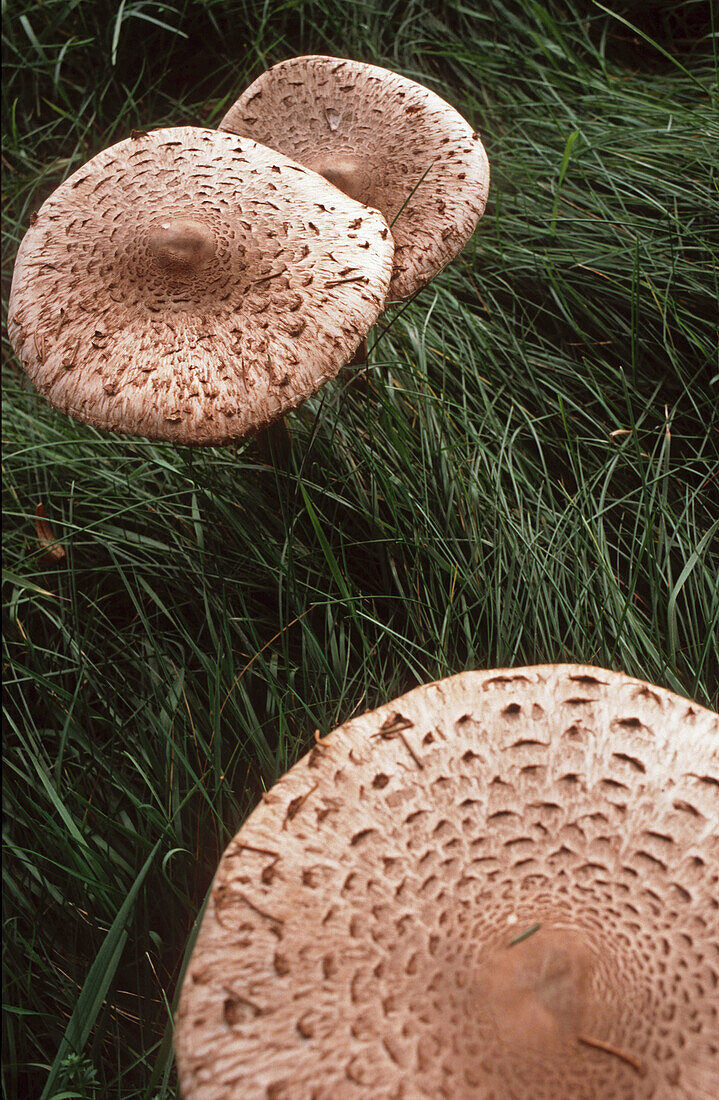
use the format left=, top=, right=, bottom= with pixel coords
left=175, top=665, right=719, bottom=1099
left=8, top=57, right=490, bottom=445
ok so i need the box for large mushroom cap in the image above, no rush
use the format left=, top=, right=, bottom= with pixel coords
left=175, top=665, right=718, bottom=1099
left=8, top=127, right=394, bottom=445
left=220, top=57, right=490, bottom=302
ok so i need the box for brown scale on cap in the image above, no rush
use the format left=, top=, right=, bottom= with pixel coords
left=220, top=56, right=490, bottom=302
left=8, top=127, right=394, bottom=445
left=174, top=665, right=719, bottom=1099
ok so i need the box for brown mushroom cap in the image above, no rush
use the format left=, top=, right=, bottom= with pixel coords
left=8, top=126, right=394, bottom=445
left=220, top=57, right=490, bottom=302
left=175, top=665, right=718, bottom=1099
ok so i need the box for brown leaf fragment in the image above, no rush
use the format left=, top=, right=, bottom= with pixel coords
left=35, top=502, right=65, bottom=563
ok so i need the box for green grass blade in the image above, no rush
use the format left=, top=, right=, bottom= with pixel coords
left=39, top=842, right=160, bottom=1100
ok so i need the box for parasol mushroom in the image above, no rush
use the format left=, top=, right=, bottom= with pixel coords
left=220, top=56, right=490, bottom=303
left=174, top=664, right=718, bottom=1099
left=8, top=127, right=394, bottom=445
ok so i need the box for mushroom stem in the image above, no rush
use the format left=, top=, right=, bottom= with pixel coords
left=348, top=337, right=368, bottom=368
left=339, top=336, right=368, bottom=385
left=254, top=418, right=291, bottom=466
left=577, top=1034, right=647, bottom=1077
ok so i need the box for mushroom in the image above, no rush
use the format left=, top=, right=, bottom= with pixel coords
left=8, top=127, right=394, bottom=445
left=175, top=664, right=718, bottom=1099
left=220, top=57, right=490, bottom=303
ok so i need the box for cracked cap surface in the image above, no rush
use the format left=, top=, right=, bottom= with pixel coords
left=175, top=665, right=719, bottom=1099
left=8, top=126, right=394, bottom=445
left=220, top=56, right=490, bottom=302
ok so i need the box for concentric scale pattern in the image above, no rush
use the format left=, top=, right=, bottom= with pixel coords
left=8, top=127, right=394, bottom=444
left=175, top=666, right=719, bottom=1098
left=221, top=57, right=490, bottom=302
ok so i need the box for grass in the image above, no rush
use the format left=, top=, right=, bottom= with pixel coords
left=2, top=1, right=717, bottom=1097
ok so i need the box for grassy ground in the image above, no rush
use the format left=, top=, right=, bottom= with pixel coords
left=2, top=1, right=717, bottom=1097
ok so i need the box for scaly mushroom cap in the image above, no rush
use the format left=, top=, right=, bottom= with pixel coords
left=220, top=57, right=490, bottom=302
left=8, top=127, right=394, bottom=445
left=174, top=665, right=719, bottom=1099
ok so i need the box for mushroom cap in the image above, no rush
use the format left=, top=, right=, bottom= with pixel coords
left=174, top=665, right=719, bottom=1099
left=220, top=57, right=490, bottom=302
left=8, top=126, right=394, bottom=445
